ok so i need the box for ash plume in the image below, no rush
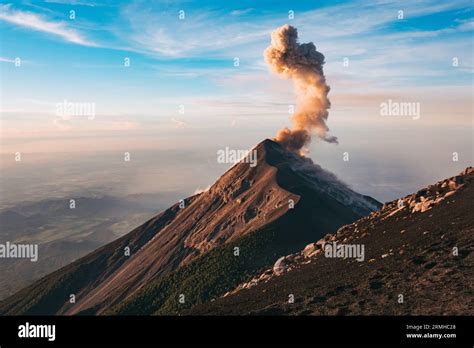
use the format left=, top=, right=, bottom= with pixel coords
left=264, top=24, right=337, bottom=154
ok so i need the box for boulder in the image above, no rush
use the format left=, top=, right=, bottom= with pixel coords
left=444, top=191, right=456, bottom=198
left=302, top=243, right=317, bottom=258
left=420, top=199, right=433, bottom=212
left=307, top=249, right=321, bottom=258
left=412, top=202, right=423, bottom=213
left=273, top=256, right=288, bottom=276
left=315, top=239, right=326, bottom=249
left=249, top=279, right=258, bottom=287
left=448, top=180, right=458, bottom=190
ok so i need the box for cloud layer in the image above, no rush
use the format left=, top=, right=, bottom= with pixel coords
left=0, top=4, right=95, bottom=46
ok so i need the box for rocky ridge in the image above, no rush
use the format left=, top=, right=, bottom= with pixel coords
left=223, top=167, right=473, bottom=298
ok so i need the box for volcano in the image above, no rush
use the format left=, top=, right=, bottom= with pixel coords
left=0, top=139, right=380, bottom=315
left=187, top=168, right=474, bottom=315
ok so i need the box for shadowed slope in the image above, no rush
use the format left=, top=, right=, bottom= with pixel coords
left=187, top=168, right=474, bottom=315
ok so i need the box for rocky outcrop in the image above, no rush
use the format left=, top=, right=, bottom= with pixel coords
left=223, top=167, right=473, bottom=299
left=224, top=235, right=332, bottom=297
left=381, top=167, right=471, bottom=216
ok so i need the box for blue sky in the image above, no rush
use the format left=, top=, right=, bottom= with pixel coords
left=0, top=0, right=472, bottom=203
left=1, top=0, right=472, bottom=116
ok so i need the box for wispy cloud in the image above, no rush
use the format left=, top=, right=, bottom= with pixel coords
left=0, top=56, right=16, bottom=63
left=0, top=56, right=34, bottom=65
left=0, top=4, right=96, bottom=46
left=116, top=3, right=270, bottom=58
left=230, top=8, right=254, bottom=16
left=43, top=0, right=106, bottom=7
left=1, top=0, right=472, bottom=127
left=114, top=0, right=472, bottom=60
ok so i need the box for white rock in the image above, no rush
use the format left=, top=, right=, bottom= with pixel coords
left=302, top=243, right=317, bottom=258
left=412, top=202, right=423, bottom=213
left=448, top=180, right=458, bottom=190
left=444, top=191, right=456, bottom=198
left=420, top=200, right=433, bottom=212
left=273, top=256, right=288, bottom=275
left=307, top=249, right=321, bottom=258
left=315, top=239, right=326, bottom=249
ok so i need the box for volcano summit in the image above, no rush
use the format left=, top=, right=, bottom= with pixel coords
left=0, top=139, right=380, bottom=315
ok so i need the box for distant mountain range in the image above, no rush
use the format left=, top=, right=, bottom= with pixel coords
left=0, top=192, right=182, bottom=300
left=1, top=140, right=471, bottom=316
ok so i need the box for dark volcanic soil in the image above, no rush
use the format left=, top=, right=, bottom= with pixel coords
left=188, top=170, right=474, bottom=315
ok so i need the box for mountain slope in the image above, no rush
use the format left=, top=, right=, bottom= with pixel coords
left=0, top=139, right=380, bottom=315
left=0, top=194, right=166, bottom=301
left=187, top=168, right=474, bottom=315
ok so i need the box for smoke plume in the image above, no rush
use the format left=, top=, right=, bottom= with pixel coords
left=264, top=24, right=337, bottom=154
